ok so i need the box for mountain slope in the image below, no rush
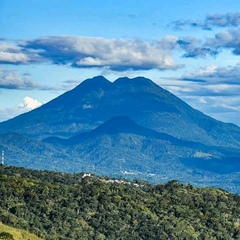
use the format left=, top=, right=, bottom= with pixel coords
left=2, top=117, right=240, bottom=192
left=0, top=76, right=240, bottom=192
left=0, top=132, right=77, bottom=172
left=42, top=116, right=240, bottom=192
left=44, top=116, right=191, bottom=145
left=0, top=76, right=239, bottom=148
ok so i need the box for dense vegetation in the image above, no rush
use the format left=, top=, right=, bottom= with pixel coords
left=0, top=165, right=240, bottom=239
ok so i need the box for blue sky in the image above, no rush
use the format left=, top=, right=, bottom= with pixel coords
left=1, top=0, right=240, bottom=126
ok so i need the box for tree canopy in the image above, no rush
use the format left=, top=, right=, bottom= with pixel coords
left=0, top=165, right=240, bottom=239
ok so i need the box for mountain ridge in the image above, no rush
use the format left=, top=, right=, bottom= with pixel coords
left=0, top=76, right=240, bottom=192
left=0, top=76, right=239, bottom=148
left=44, top=115, right=208, bottom=149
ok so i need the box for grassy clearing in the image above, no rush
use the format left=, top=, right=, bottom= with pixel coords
left=0, top=222, right=42, bottom=240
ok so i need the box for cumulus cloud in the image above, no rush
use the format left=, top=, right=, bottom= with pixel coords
left=0, top=34, right=228, bottom=66
left=18, top=36, right=179, bottom=71
left=0, top=36, right=182, bottom=71
left=172, top=12, right=240, bottom=30
left=18, top=96, right=42, bottom=110
left=0, top=97, right=42, bottom=122
left=1, top=32, right=240, bottom=69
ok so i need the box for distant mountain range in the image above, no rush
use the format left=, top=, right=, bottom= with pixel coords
left=0, top=76, right=240, bottom=192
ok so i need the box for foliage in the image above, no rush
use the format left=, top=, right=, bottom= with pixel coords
left=0, top=165, right=240, bottom=239
left=0, top=232, right=14, bottom=240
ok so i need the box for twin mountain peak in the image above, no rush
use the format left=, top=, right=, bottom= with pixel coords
left=1, top=76, right=240, bottom=192
left=1, top=75, right=239, bottom=148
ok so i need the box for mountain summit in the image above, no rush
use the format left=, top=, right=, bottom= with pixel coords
left=1, top=76, right=240, bottom=192
left=0, top=76, right=239, bottom=148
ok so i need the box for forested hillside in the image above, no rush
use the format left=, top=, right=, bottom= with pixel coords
left=0, top=165, right=240, bottom=239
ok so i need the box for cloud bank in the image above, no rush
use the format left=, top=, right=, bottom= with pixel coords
left=1, top=36, right=180, bottom=71
left=23, top=36, right=179, bottom=71
left=2, top=31, right=240, bottom=66
left=159, top=62, right=240, bottom=126
left=183, top=64, right=240, bottom=86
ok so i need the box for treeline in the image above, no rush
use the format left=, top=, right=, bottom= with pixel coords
left=0, top=165, right=240, bottom=239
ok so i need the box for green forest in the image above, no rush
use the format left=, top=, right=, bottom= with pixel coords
left=0, top=165, right=240, bottom=240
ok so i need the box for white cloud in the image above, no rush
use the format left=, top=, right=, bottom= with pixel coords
left=0, top=52, right=29, bottom=63
left=18, top=96, right=42, bottom=110
left=0, top=97, right=42, bottom=122
left=157, top=35, right=179, bottom=50
left=0, top=36, right=182, bottom=71
left=0, top=42, right=29, bottom=63
left=21, top=36, right=179, bottom=71
left=193, top=65, right=218, bottom=76
left=0, top=67, right=56, bottom=90
left=182, top=64, right=240, bottom=85
left=0, top=69, right=33, bottom=89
